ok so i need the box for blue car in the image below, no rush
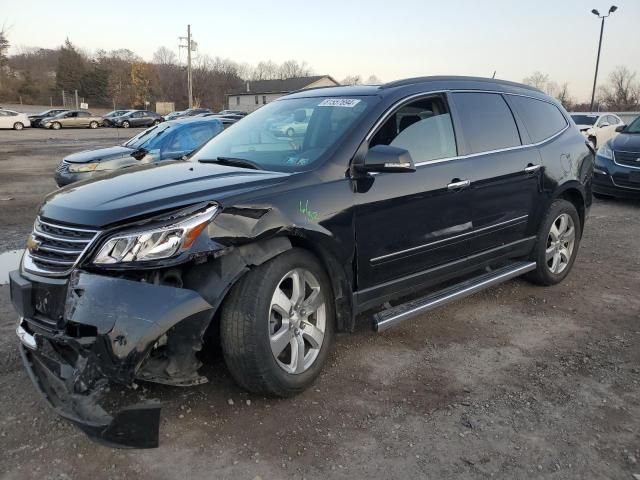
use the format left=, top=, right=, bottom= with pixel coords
left=55, top=117, right=226, bottom=186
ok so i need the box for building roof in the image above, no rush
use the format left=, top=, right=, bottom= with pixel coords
left=229, top=75, right=338, bottom=95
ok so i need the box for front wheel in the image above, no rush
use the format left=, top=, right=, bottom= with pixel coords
left=286, top=127, right=295, bottom=137
left=121, top=121, right=130, bottom=128
left=89, top=121, right=98, bottom=129
left=51, top=122, right=61, bottom=130
left=221, top=249, right=335, bottom=396
left=13, top=122, right=24, bottom=131
left=526, top=199, right=581, bottom=286
left=152, top=120, right=160, bottom=126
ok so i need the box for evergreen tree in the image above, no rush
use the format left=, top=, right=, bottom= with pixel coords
left=55, top=38, right=85, bottom=92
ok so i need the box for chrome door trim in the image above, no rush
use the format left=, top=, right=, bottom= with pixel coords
left=370, top=214, right=529, bottom=263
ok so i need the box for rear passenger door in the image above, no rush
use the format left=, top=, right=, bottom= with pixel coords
left=449, top=92, right=543, bottom=255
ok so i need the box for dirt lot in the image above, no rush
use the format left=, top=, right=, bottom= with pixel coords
left=0, top=128, right=639, bottom=480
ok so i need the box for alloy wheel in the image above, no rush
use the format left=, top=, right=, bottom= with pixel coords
left=268, top=268, right=326, bottom=374
left=546, top=213, right=575, bottom=274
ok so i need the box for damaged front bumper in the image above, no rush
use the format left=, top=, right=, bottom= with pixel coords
left=10, top=269, right=214, bottom=448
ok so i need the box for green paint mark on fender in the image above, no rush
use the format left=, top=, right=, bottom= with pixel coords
left=299, top=200, right=319, bottom=222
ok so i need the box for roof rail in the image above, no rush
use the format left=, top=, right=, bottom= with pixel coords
left=380, top=76, right=543, bottom=93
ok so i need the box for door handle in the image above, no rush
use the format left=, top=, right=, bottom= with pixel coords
left=447, top=179, right=470, bottom=190
left=524, top=164, right=541, bottom=174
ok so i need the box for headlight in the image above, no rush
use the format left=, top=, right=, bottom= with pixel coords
left=597, top=142, right=613, bottom=160
left=68, top=162, right=98, bottom=173
left=93, top=205, right=218, bottom=264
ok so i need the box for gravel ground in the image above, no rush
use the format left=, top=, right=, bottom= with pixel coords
left=0, top=128, right=639, bottom=480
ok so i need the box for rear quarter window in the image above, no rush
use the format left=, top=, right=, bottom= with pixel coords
left=451, top=93, right=521, bottom=154
left=508, top=95, right=567, bottom=143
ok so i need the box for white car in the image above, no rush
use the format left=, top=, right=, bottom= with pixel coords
left=0, top=109, right=31, bottom=130
left=570, top=112, right=623, bottom=148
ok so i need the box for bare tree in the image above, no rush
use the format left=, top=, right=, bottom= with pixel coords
left=598, top=66, right=639, bottom=111
left=279, top=60, right=313, bottom=79
left=555, top=82, right=573, bottom=110
left=522, top=71, right=550, bottom=92
left=365, top=74, right=382, bottom=85
left=341, top=75, right=362, bottom=86
left=153, top=46, right=178, bottom=66
left=252, top=61, right=280, bottom=80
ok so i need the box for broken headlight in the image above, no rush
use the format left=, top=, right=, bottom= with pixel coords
left=93, top=205, right=218, bottom=264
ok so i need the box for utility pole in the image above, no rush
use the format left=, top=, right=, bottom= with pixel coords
left=589, top=6, right=618, bottom=111
left=179, top=25, right=195, bottom=108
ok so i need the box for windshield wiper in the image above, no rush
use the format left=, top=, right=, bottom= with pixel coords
left=199, top=157, right=262, bottom=170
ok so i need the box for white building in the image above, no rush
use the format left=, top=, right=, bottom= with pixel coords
left=226, top=76, right=339, bottom=112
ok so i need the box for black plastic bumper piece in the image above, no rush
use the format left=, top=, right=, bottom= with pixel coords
left=20, top=344, right=161, bottom=449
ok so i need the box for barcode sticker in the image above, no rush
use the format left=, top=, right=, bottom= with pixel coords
left=317, top=98, right=361, bottom=108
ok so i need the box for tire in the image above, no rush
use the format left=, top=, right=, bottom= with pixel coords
left=525, top=199, right=581, bottom=286
left=13, top=122, right=24, bottom=131
left=153, top=120, right=160, bottom=126
left=122, top=121, right=130, bottom=128
left=286, top=127, right=295, bottom=137
left=89, top=121, right=98, bottom=129
left=588, top=136, right=597, bottom=149
left=220, top=248, right=335, bottom=396
left=51, top=122, right=61, bottom=130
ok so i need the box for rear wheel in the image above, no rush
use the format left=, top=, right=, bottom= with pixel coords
left=221, top=249, right=334, bottom=396
left=286, top=127, right=295, bottom=137
left=526, top=199, right=581, bottom=286
left=13, top=122, right=24, bottom=131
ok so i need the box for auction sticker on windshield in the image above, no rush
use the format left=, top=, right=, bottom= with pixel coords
left=317, top=98, right=361, bottom=108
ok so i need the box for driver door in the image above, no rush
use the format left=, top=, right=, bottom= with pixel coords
left=355, top=94, right=472, bottom=290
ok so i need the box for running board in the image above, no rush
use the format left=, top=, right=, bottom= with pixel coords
left=373, top=261, right=536, bottom=332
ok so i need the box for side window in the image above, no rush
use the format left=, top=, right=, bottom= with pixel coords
left=508, top=95, right=568, bottom=143
left=607, top=115, right=619, bottom=125
left=69, top=112, right=78, bottom=118
left=451, top=93, right=521, bottom=153
left=79, top=112, right=90, bottom=117
left=0, top=111, right=7, bottom=117
left=370, top=96, right=457, bottom=163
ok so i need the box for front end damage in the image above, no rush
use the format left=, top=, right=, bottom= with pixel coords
left=11, top=269, right=214, bottom=448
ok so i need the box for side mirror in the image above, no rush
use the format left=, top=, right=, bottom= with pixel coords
left=616, top=124, right=626, bottom=133
left=358, top=145, right=415, bottom=173
left=599, top=122, right=610, bottom=128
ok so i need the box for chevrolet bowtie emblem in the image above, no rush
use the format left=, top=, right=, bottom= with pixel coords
left=26, top=235, right=41, bottom=253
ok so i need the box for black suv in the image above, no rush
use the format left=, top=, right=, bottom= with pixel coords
left=10, top=77, right=592, bottom=448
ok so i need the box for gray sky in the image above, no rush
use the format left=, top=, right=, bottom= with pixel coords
left=2, top=0, right=639, bottom=101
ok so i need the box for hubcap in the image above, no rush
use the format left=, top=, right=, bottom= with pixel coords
left=268, top=268, right=326, bottom=374
left=546, top=213, right=575, bottom=274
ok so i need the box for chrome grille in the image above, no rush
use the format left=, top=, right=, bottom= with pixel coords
left=614, top=151, right=640, bottom=169
left=23, top=217, right=100, bottom=276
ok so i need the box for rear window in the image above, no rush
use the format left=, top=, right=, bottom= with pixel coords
left=451, top=93, right=521, bottom=154
left=508, top=96, right=567, bottom=143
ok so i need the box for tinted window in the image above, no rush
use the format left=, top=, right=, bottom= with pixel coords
left=452, top=93, right=521, bottom=153
left=606, top=115, right=619, bottom=125
left=78, top=112, right=90, bottom=117
left=571, top=114, right=597, bottom=126
left=508, top=95, right=567, bottom=143
left=371, top=97, right=457, bottom=163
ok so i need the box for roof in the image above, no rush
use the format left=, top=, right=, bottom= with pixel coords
left=228, top=75, right=338, bottom=95
left=284, top=76, right=550, bottom=101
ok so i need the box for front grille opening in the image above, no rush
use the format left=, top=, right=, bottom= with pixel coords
left=65, top=321, right=98, bottom=338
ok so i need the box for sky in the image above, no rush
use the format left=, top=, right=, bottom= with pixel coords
left=2, top=0, right=639, bottom=102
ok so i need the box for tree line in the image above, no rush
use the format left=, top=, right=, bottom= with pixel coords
left=522, top=67, right=640, bottom=112
left=0, top=32, right=332, bottom=110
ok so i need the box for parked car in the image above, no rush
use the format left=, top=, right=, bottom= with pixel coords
left=54, top=117, right=226, bottom=186
left=219, top=109, right=248, bottom=116
left=101, top=109, right=133, bottom=126
left=11, top=76, right=592, bottom=448
left=42, top=110, right=103, bottom=129
left=181, top=108, right=214, bottom=117
left=163, top=110, right=184, bottom=121
left=592, top=115, right=640, bottom=199
left=108, top=110, right=164, bottom=128
left=269, top=109, right=310, bottom=137
left=570, top=112, right=623, bottom=148
left=196, top=113, right=240, bottom=127
left=0, top=108, right=31, bottom=130
left=28, top=108, right=69, bottom=127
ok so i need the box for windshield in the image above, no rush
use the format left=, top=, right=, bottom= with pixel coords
left=626, top=117, right=640, bottom=133
left=571, top=114, right=598, bottom=126
left=192, top=96, right=373, bottom=172
left=124, top=123, right=174, bottom=150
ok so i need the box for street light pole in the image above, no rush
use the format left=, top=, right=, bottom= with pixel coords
left=589, top=6, right=618, bottom=111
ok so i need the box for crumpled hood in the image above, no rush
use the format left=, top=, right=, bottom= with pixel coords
left=41, top=161, right=290, bottom=228
left=610, top=132, right=640, bottom=152
left=64, top=145, right=136, bottom=164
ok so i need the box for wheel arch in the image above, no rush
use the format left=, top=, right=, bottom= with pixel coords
left=552, top=183, right=586, bottom=235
